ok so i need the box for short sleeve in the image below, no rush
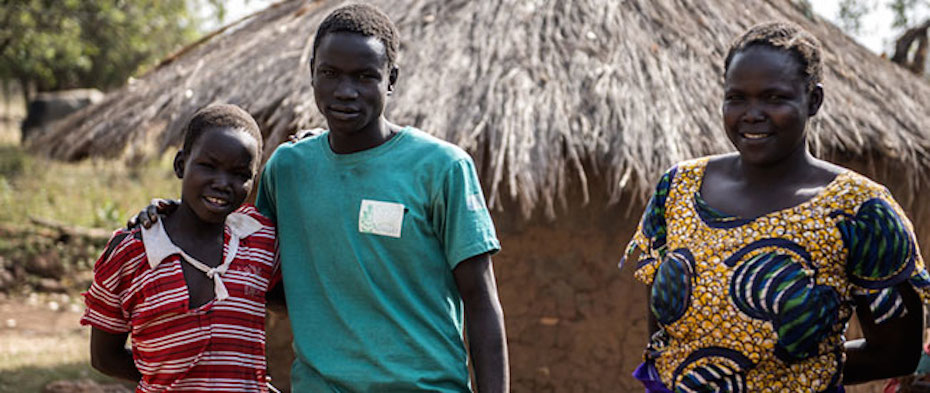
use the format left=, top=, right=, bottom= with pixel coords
left=269, top=236, right=283, bottom=289
left=241, top=204, right=281, bottom=289
left=837, top=190, right=929, bottom=322
left=622, top=166, right=677, bottom=285
left=255, top=152, right=278, bottom=222
left=431, top=157, right=501, bottom=269
left=81, top=229, right=135, bottom=334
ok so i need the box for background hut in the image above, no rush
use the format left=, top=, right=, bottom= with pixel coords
left=31, top=0, right=930, bottom=391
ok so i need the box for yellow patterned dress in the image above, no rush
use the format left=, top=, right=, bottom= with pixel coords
left=624, top=157, right=930, bottom=393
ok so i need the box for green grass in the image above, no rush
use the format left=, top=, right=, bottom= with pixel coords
left=0, top=98, right=177, bottom=231
left=0, top=143, right=179, bottom=230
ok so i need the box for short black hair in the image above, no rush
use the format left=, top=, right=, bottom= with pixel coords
left=311, top=4, right=399, bottom=68
left=182, top=104, right=263, bottom=156
left=724, top=22, right=823, bottom=92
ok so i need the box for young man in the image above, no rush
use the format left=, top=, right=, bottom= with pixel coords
left=257, top=5, right=508, bottom=392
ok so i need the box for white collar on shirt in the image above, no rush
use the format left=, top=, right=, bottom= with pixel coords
left=140, top=212, right=262, bottom=269
left=140, top=212, right=262, bottom=301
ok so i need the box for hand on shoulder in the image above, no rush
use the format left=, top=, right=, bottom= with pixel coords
left=126, top=198, right=179, bottom=229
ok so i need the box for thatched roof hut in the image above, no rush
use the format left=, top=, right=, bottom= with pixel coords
left=32, top=0, right=930, bottom=217
left=34, top=0, right=930, bottom=391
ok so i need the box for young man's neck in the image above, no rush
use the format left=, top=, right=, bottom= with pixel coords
left=328, top=118, right=400, bottom=154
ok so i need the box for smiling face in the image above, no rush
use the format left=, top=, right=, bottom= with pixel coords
left=175, top=127, right=260, bottom=224
left=722, top=45, right=823, bottom=166
left=311, top=32, right=396, bottom=138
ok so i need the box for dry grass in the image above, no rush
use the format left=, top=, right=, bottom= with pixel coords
left=0, top=94, right=23, bottom=146
left=0, top=90, right=178, bottom=231
left=0, top=138, right=179, bottom=231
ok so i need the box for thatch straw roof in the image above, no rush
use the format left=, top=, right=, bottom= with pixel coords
left=30, top=0, right=930, bottom=218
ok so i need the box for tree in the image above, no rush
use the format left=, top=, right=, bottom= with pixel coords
left=836, top=0, right=929, bottom=31
left=891, top=19, right=930, bottom=74
left=0, top=0, right=227, bottom=101
left=834, top=0, right=930, bottom=75
left=888, top=0, right=930, bottom=28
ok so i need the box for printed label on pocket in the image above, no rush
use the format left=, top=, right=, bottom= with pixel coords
left=359, top=199, right=405, bottom=238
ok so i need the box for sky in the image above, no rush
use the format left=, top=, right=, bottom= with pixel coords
left=808, top=0, right=930, bottom=54
left=219, top=0, right=927, bottom=55
left=811, top=1, right=890, bottom=53
left=198, top=0, right=273, bottom=31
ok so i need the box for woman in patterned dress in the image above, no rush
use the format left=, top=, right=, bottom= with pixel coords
left=624, top=22, right=929, bottom=392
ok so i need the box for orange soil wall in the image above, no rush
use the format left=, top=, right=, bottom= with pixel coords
left=493, top=198, right=645, bottom=392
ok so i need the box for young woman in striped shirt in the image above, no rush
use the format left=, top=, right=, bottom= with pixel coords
left=82, top=104, right=280, bottom=392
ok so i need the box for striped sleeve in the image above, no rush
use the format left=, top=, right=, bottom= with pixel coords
left=269, top=238, right=282, bottom=289
left=241, top=204, right=281, bottom=289
left=81, top=229, right=138, bottom=334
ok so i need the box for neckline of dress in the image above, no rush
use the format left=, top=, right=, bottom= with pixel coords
left=690, top=157, right=849, bottom=228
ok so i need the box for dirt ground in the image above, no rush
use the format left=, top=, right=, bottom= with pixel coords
left=0, top=292, right=130, bottom=392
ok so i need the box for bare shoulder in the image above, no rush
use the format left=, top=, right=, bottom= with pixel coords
left=706, top=153, right=740, bottom=165
left=704, top=152, right=741, bottom=179
left=810, top=159, right=848, bottom=183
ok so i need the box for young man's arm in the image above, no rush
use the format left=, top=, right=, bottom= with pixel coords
left=844, top=282, right=923, bottom=384
left=90, top=327, right=141, bottom=382
left=453, top=252, right=509, bottom=393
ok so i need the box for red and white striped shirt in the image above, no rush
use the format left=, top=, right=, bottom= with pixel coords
left=82, top=204, right=278, bottom=393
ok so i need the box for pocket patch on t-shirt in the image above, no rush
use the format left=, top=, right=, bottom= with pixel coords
left=359, top=199, right=405, bottom=238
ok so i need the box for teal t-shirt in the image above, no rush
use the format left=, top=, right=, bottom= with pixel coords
left=256, top=127, right=500, bottom=392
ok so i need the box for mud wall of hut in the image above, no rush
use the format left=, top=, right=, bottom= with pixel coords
left=493, top=194, right=646, bottom=392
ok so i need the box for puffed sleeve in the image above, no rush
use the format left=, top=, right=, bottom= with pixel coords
left=836, top=189, right=929, bottom=323
left=622, top=166, right=677, bottom=285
